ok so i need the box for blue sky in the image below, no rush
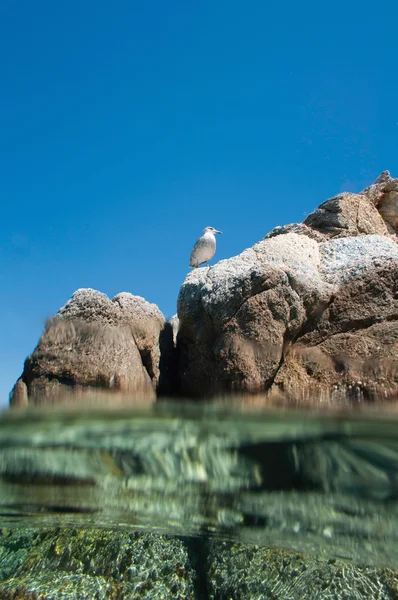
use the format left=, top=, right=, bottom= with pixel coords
left=0, top=0, right=397, bottom=404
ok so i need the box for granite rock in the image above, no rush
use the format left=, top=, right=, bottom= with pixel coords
left=177, top=173, right=398, bottom=399
left=10, top=289, right=168, bottom=406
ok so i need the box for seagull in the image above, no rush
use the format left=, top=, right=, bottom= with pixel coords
left=189, top=226, right=222, bottom=268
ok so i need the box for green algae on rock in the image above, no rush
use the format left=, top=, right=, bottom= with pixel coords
left=206, top=540, right=398, bottom=600
left=1, top=528, right=398, bottom=599
left=0, top=528, right=196, bottom=599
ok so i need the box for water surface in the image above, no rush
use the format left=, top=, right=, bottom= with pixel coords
left=0, top=401, right=397, bottom=569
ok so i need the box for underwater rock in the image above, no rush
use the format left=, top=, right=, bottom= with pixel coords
left=206, top=540, right=398, bottom=600
left=1, top=527, right=398, bottom=599
left=0, top=528, right=197, bottom=599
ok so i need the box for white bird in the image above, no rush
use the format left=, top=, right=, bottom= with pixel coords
left=189, top=226, right=222, bottom=268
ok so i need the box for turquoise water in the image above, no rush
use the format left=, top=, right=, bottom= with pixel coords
left=0, top=401, right=397, bottom=571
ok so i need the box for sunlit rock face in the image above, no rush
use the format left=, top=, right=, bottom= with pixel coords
left=9, top=288, right=168, bottom=406
left=9, top=172, right=398, bottom=405
left=177, top=172, right=398, bottom=399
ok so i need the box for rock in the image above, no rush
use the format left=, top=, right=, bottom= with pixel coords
left=9, top=379, right=28, bottom=407
left=169, top=314, right=180, bottom=345
left=157, top=315, right=179, bottom=396
left=206, top=540, right=398, bottom=599
left=276, top=238, right=398, bottom=396
left=10, top=171, right=398, bottom=404
left=0, top=528, right=197, bottom=599
left=2, top=526, right=397, bottom=599
left=10, top=288, right=168, bottom=406
left=269, top=173, right=398, bottom=242
left=178, top=232, right=333, bottom=396
left=302, top=170, right=398, bottom=240
left=304, top=192, right=388, bottom=239
left=111, top=292, right=165, bottom=384
left=318, top=234, right=398, bottom=285
left=177, top=172, right=398, bottom=399
left=293, top=437, right=398, bottom=500
left=362, top=170, right=398, bottom=235
left=265, top=222, right=327, bottom=242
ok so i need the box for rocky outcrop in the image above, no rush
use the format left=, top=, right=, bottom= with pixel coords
left=9, top=171, right=398, bottom=405
left=10, top=288, right=170, bottom=406
left=363, top=170, right=398, bottom=234
left=177, top=171, right=398, bottom=399
left=2, top=528, right=398, bottom=599
left=274, top=238, right=398, bottom=398
left=269, top=170, right=398, bottom=241
left=303, top=190, right=389, bottom=239
left=178, top=233, right=333, bottom=395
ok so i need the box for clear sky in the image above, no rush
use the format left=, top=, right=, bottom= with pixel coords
left=1, top=0, right=397, bottom=405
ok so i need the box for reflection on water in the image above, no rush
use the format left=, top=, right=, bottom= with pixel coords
left=0, top=401, right=398, bottom=571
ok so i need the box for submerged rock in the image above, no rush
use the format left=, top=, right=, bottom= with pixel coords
left=0, top=528, right=197, bottom=599
left=0, top=527, right=397, bottom=599
left=206, top=540, right=398, bottom=600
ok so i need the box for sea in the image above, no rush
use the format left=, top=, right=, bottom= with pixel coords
left=0, top=400, right=397, bottom=598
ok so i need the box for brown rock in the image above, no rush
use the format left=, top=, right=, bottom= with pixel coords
left=178, top=234, right=333, bottom=396
left=111, top=292, right=165, bottom=384
left=304, top=192, right=388, bottom=239
left=177, top=172, right=398, bottom=402
left=9, top=378, right=28, bottom=407
left=10, top=288, right=167, bottom=406
left=276, top=261, right=398, bottom=399
left=264, top=222, right=326, bottom=242
left=361, top=170, right=398, bottom=235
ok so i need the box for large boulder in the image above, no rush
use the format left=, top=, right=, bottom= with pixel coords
left=178, top=233, right=334, bottom=395
left=177, top=172, right=398, bottom=399
left=10, top=288, right=168, bottom=406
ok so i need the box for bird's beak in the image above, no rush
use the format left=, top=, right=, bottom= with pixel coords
left=215, top=230, right=222, bottom=235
